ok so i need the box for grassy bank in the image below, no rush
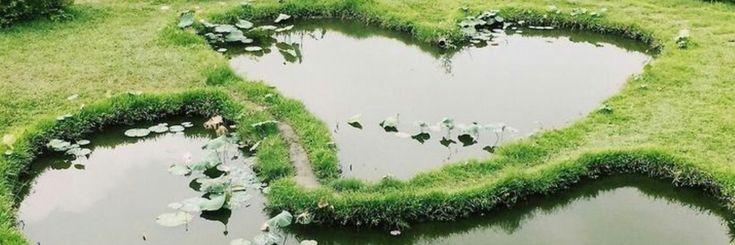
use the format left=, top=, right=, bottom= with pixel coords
left=1, top=0, right=735, bottom=243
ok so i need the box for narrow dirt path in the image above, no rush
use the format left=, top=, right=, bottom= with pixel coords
left=277, top=122, right=320, bottom=188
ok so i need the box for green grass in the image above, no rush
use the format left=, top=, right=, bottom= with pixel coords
left=1, top=0, right=735, bottom=243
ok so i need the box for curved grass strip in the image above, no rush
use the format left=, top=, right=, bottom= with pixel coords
left=1, top=0, right=735, bottom=243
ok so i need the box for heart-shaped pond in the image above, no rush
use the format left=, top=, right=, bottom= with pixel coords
left=229, top=20, right=653, bottom=180
left=17, top=120, right=734, bottom=244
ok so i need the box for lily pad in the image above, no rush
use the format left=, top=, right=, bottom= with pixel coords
left=457, top=134, right=478, bottom=147
left=301, top=240, right=318, bottom=245
left=47, top=139, right=72, bottom=151
left=66, top=147, right=92, bottom=157
left=199, top=194, right=227, bottom=211
left=266, top=211, right=293, bottom=228
left=411, top=132, right=431, bottom=144
left=483, top=145, right=497, bottom=153
left=76, top=139, right=90, bottom=146
left=214, top=25, right=239, bottom=33
left=169, top=125, right=185, bottom=133
left=275, top=25, right=294, bottom=32
left=169, top=164, right=191, bottom=176
left=380, top=115, right=399, bottom=132
left=124, top=128, right=151, bottom=138
left=440, top=137, right=456, bottom=147
left=235, top=20, right=254, bottom=29
left=347, top=114, right=363, bottom=129
left=274, top=13, right=291, bottom=23
left=156, top=212, right=192, bottom=227
left=245, top=46, right=264, bottom=52
left=181, top=122, right=194, bottom=128
left=148, top=123, right=169, bottom=133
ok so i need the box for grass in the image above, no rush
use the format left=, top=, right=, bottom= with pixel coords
left=0, top=0, right=735, bottom=243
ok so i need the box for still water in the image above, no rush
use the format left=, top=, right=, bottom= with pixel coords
left=17, top=122, right=733, bottom=244
left=230, top=21, right=653, bottom=180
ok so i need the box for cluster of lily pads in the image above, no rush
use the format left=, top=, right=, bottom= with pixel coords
left=349, top=114, right=516, bottom=153
left=123, top=122, right=193, bottom=138
left=180, top=9, right=297, bottom=54
left=230, top=210, right=317, bottom=245
left=458, top=11, right=509, bottom=45
left=45, top=138, right=92, bottom=158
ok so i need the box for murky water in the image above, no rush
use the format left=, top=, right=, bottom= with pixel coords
left=229, top=21, right=653, bottom=181
left=18, top=120, right=733, bottom=244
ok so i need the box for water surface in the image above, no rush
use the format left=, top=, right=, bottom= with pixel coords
left=230, top=21, right=653, bottom=180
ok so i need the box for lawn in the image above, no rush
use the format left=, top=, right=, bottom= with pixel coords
left=1, top=0, right=735, bottom=243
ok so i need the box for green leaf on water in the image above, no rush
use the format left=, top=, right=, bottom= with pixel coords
left=380, top=115, right=399, bottom=132
left=235, top=20, right=254, bottom=29
left=347, top=114, right=363, bottom=129
left=267, top=211, right=293, bottom=228
left=275, top=25, right=294, bottom=32
left=440, top=137, right=456, bottom=147
left=124, top=128, right=151, bottom=138
left=156, top=212, right=192, bottom=227
left=178, top=11, right=195, bottom=29
left=148, top=123, right=169, bottom=133
left=300, top=240, right=318, bottom=245
left=274, top=13, right=291, bottom=23
left=168, top=164, right=191, bottom=176
left=199, top=194, right=227, bottom=211
left=411, top=132, right=431, bottom=144
left=169, top=125, right=185, bottom=133
left=214, top=24, right=239, bottom=33
left=245, top=46, right=264, bottom=52
left=457, top=134, right=477, bottom=147
left=197, top=177, right=229, bottom=193
left=76, top=139, right=90, bottom=146
left=440, top=118, right=455, bottom=130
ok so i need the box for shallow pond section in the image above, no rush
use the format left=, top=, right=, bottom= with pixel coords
left=229, top=20, right=653, bottom=181
left=16, top=121, right=734, bottom=244
left=17, top=119, right=274, bottom=245
left=291, top=175, right=735, bottom=245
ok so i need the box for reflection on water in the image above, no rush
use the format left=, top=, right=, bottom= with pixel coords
left=229, top=20, right=653, bottom=181
left=291, top=175, right=735, bottom=245
left=18, top=119, right=273, bottom=245
left=17, top=121, right=734, bottom=244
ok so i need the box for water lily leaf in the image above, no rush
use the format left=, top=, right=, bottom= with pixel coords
left=169, top=164, right=191, bottom=176
left=205, top=135, right=229, bottom=151
left=124, top=128, right=151, bottom=138
left=255, top=25, right=278, bottom=31
left=47, top=139, right=72, bottom=151
left=440, top=137, right=456, bottom=147
left=76, top=139, right=90, bottom=146
left=199, top=194, right=226, bottom=211
left=215, top=25, right=239, bottom=33
left=179, top=197, right=205, bottom=212
left=347, top=114, right=363, bottom=129
left=274, top=13, right=291, bottom=23
left=390, top=230, right=401, bottom=236
left=440, top=118, right=455, bottom=130
left=235, top=20, right=254, bottom=29
left=266, top=211, right=293, bottom=228
left=149, top=123, right=169, bottom=133
left=411, top=132, right=431, bottom=144
left=73, top=164, right=85, bottom=170
left=380, top=116, right=399, bottom=132
left=178, top=11, right=195, bottom=28
left=300, top=240, right=317, bottom=245
left=197, top=177, right=229, bottom=193
left=225, top=30, right=251, bottom=43
left=181, top=122, right=194, bottom=128
left=457, top=134, right=477, bottom=147
left=245, top=46, right=264, bottom=52
left=156, top=212, right=192, bottom=227
left=231, top=238, right=252, bottom=245
left=66, top=147, right=92, bottom=157
left=169, top=125, right=185, bottom=133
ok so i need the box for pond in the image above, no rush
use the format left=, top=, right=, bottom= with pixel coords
left=228, top=20, right=654, bottom=181
left=17, top=120, right=734, bottom=245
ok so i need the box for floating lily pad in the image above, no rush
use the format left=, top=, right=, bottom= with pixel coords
left=411, top=132, right=431, bottom=144
left=169, top=164, right=191, bottom=176
left=66, top=147, right=92, bottom=157
left=274, top=13, right=291, bottom=23
left=347, top=114, right=363, bottom=129
left=483, top=145, right=497, bottom=153
left=440, top=137, right=456, bottom=147
left=275, top=25, right=294, bottom=32
left=124, top=128, right=151, bottom=138
left=169, top=125, right=185, bottom=133
left=235, top=20, right=254, bottom=29
left=214, top=24, right=239, bottom=33
left=457, top=134, right=478, bottom=147
left=380, top=116, right=399, bottom=132
left=244, top=46, right=264, bottom=52
left=300, top=240, right=318, bottom=245
left=47, top=139, right=72, bottom=151
left=181, top=122, right=194, bottom=128
left=156, top=212, right=192, bottom=227
left=76, top=139, right=90, bottom=146
left=266, top=211, right=293, bottom=228
left=73, top=164, right=85, bottom=170
left=148, top=123, right=169, bottom=133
